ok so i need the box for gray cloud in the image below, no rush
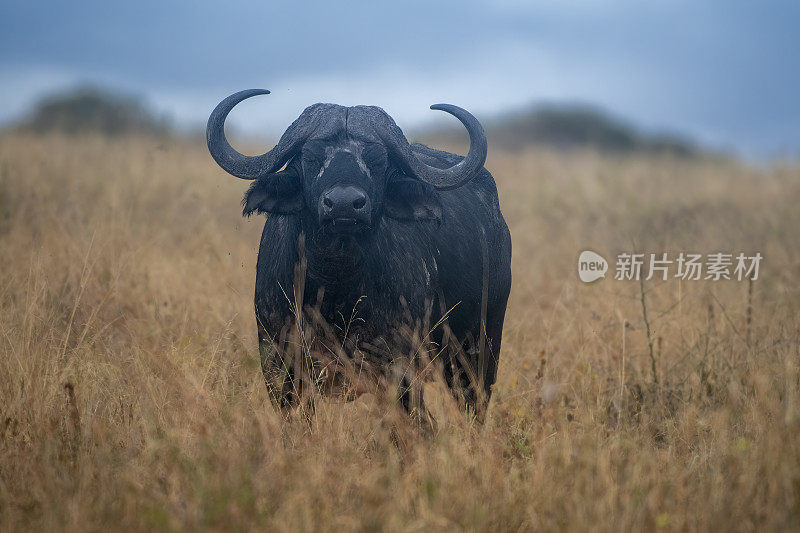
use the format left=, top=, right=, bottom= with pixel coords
left=1, top=0, right=798, bottom=156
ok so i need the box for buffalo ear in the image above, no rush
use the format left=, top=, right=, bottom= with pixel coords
left=384, top=178, right=442, bottom=223
left=242, top=171, right=303, bottom=216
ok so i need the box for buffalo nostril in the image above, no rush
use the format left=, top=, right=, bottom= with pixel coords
left=352, top=196, right=367, bottom=210
left=323, top=197, right=333, bottom=208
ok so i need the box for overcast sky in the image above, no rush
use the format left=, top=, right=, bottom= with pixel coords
left=1, top=0, right=798, bottom=157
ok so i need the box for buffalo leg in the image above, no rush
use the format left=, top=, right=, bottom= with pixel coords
left=259, top=338, right=296, bottom=408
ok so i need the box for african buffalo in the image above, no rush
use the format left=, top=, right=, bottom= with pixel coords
left=207, top=89, right=511, bottom=420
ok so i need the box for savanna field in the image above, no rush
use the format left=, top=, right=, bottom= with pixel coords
left=1, top=133, right=799, bottom=531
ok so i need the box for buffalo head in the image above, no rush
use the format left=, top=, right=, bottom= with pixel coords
left=207, top=90, right=486, bottom=236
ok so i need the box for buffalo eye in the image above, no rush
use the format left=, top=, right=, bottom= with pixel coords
left=300, top=143, right=326, bottom=174
left=362, top=143, right=388, bottom=171
left=242, top=165, right=304, bottom=216
left=384, top=178, right=442, bottom=223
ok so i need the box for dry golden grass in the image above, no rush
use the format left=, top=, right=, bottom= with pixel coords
left=1, top=133, right=799, bottom=531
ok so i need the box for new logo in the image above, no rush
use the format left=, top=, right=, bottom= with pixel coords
left=578, top=250, right=608, bottom=283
